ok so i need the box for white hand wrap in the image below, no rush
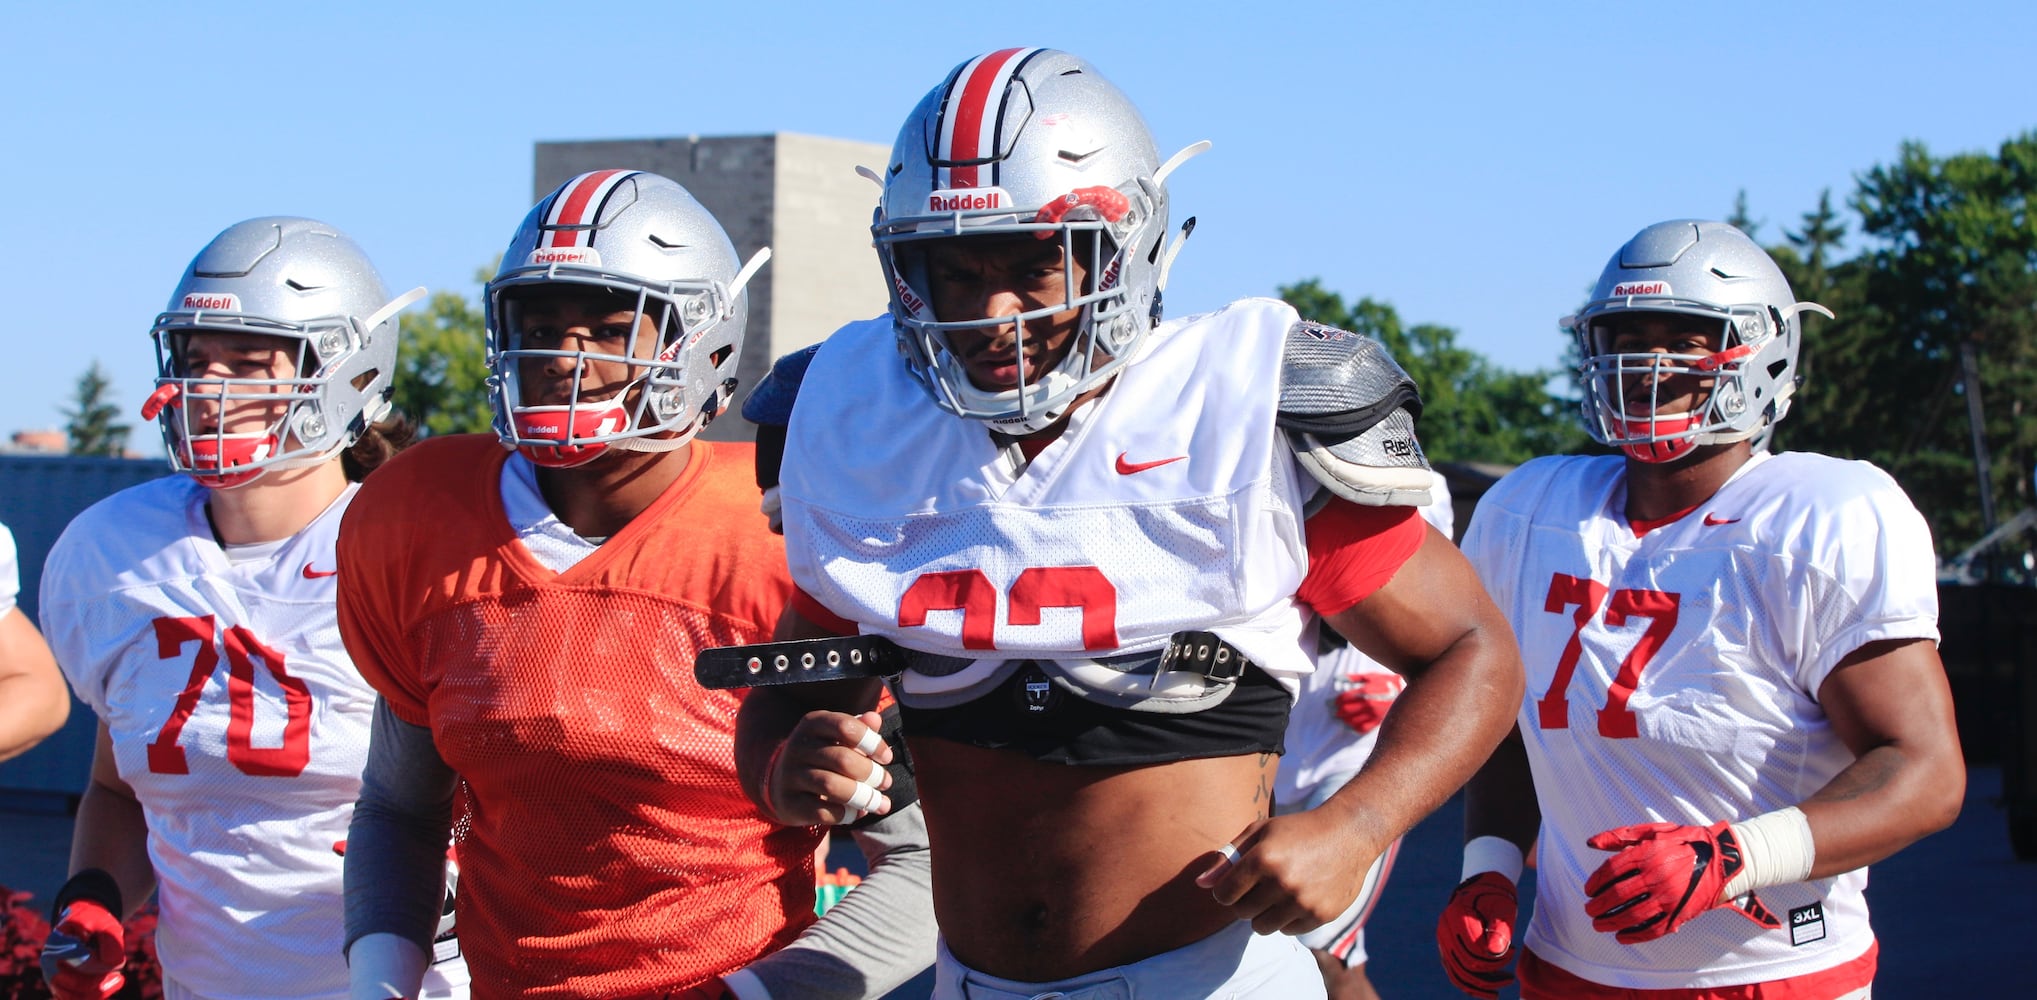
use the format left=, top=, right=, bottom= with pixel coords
left=1461, top=835, right=1526, bottom=883
left=1722, top=806, right=1816, bottom=900
left=837, top=755, right=888, bottom=824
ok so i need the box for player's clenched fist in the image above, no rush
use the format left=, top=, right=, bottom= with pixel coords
left=761, top=710, right=893, bottom=826
left=1584, top=820, right=1779, bottom=943
left=1195, top=808, right=1377, bottom=936
left=1436, top=871, right=1517, bottom=998
left=40, top=897, right=126, bottom=1000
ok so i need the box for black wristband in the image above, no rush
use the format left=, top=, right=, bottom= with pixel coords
left=51, top=867, right=123, bottom=923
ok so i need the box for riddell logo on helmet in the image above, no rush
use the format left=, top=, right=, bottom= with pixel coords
left=927, top=188, right=1010, bottom=212
left=1612, top=281, right=1671, bottom=297
left=1097, top=256, right=1122, bottom=293
left=529, top=247, right=602, bottom=267
left=892, top=275, right=927, bottom=316
left=181, top=293, right=240, bottom=311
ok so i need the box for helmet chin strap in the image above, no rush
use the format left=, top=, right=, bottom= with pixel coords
left=609, top=433, right=692, bottom=453
left=1151, top=140, right=1210, bottom=297
left=358, top=287, right=429, bottom=339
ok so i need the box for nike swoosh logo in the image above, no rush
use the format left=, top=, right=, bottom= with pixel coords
left=302, top=564, right=339, bottom=579
left=1115, top=453, right=1186, bottom=475
left=1702, top=513, right=1741, bottom=526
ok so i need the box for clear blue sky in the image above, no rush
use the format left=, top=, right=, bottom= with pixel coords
left=4, top=2, right=2031, bottom=447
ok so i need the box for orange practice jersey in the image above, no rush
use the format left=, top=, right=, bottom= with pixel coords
left=338, top=435, right=819, bottom=998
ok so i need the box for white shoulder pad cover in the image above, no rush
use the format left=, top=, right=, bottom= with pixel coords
left=1278, top=320, right=1434, bottom=507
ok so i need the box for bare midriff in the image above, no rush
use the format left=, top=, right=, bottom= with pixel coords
left=910, top=735, right=1274, bottom=981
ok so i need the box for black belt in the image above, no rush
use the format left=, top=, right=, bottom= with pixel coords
left=694, top=630, right=1253, bottom=691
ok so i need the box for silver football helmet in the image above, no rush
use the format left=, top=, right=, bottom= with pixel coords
left=875, top=48, right=1206, bottom=434
left=1565, top=220, right=1833, bottom=463
left=146, top=217, right=421, bottom=488
left=486, top=170, right=768, bottom=468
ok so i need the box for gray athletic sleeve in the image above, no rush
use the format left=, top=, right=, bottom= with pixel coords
left=344, top=697, right=457, bottom=956
left=744, top=802, right=936, bottom=999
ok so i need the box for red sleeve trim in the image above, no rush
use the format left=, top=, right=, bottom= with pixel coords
left=790, top=585, right=860, bottom=637
left=1296, top=500, right=1427, bottom=616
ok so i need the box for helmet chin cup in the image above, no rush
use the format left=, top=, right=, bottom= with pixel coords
left=185, top=431, right=279, bottom=489
left=511, top=402, right=628, bottom=469
left=1613, top=413, right=1700, bottom=464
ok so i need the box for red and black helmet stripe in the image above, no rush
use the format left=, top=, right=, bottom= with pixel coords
left=931, top=47, right=1045, bottom=190
left=540, top=169, right=636, bottom=248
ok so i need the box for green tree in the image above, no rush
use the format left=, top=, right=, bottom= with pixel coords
left=1767, top=189, right=1864, bottom=459
left=1280, top=280, right=1588, bottom=465
left=1783, top=188, right=1847, bottom=301
left=1726, top=188, right=1762, bottom=239
left=393, top=264, right=496, bottom=437
left=64, top=360, right=130, bottom=456
left=1784, top=133, right=2037, bottom=555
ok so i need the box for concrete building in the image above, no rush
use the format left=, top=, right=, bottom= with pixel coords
left=534, top=133, right=892, bottom=442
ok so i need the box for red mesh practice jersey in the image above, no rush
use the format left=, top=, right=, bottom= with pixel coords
left=338, top=435, right=818, bottom=999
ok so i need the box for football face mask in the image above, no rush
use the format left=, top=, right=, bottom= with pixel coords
left=491, top=285, right=703, bottom=469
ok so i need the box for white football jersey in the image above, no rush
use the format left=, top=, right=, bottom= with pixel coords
left=40, top=477, right=466, bottom=1000
left=780, top=299, right=1317, bottom=706
left=1, top=520, right=18, bottom=615
left=1278, top=473, right=1453, bottom=804
left=1461, top=451, right=1937, bottom=989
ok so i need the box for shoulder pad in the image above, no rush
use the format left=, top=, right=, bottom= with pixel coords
left=740, top=343, right=823, bottom=427
left=1278, top=321, right=1434, bottom=507
left=742, top=344, right=823, bottom=504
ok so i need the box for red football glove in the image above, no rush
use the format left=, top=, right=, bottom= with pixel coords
left=1584, top=820, right=1782, bottom=943
left=1436, top=871, right=1517, bottom=998
left=40, top=899, right=126, bottom=1000
left=1332, top=670, right=1405, bottom=735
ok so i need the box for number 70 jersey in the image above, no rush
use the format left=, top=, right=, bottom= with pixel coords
left=1459, top=450, right=1938, bottom=987
left=39, top=476, right=382, bottom=998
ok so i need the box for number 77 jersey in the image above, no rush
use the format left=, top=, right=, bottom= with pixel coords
left=1458, top=450, right=1939, bottom=989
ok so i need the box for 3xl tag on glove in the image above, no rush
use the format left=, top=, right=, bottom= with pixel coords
left=695, top=636, right=905, bottom=690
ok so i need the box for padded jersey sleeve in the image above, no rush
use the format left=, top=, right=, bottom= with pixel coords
left=36, top=506, right=118, bottom=718
left=335, top=480, right=433, bottom=727
left=0, top=522, right=16, bottom=616
left=1796, top=465, right=1942, bottom=694
left=1294, top=498, right=1426, bottom=616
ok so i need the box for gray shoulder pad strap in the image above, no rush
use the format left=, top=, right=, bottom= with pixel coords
left=1278, top=320, right=1435, bottom=507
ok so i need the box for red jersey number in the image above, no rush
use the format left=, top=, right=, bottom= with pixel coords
left=1534, top=574, right=1681, bottom=739
left=146, top=615, right=314, bottom=777
left=898, top=567, right=1120, bottom=651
